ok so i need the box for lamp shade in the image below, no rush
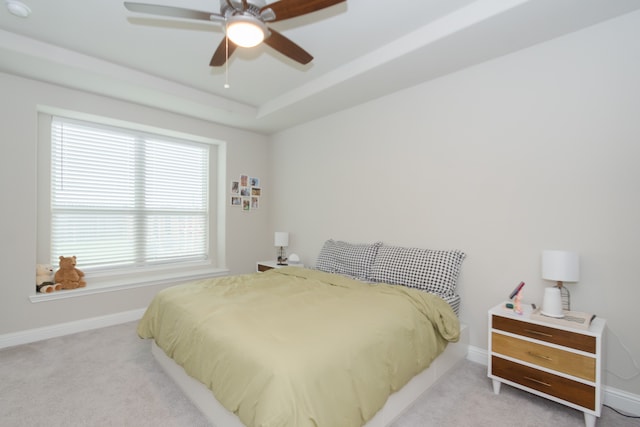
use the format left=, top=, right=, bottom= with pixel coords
left=274, top=232, right=289, bottom=247
left=542, top=250, right=579, bottom=282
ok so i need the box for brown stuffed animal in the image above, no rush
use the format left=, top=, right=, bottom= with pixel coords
left=54, top=256, right=86, bottom=290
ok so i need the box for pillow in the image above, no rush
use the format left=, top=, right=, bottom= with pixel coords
left=370, top=246, right=466, bottom=296
left=315, top=239, right=382, bottom=280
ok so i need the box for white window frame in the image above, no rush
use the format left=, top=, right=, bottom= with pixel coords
left=33, top=109, right=228, bottom=302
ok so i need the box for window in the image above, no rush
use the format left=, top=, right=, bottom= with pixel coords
left=36, top=113, right=225, bottom=297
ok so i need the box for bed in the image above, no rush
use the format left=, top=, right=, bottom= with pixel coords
left=138, top=241, right=467, bottom=427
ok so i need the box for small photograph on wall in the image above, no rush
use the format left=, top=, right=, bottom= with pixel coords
left=250, top=177, right=260, bottom=187
left=242, top=198, right=251, bottom=211
left=251, top=187, right=261, bottom=196
left=231, top=181, right=239, bottom=194
left=240, top=187, right=251, bottom=196
left=251, top=196, right=259, bottom=209
left=240, top=175, right=248, bottom=187
left=231, top=196, right=242, bottom=206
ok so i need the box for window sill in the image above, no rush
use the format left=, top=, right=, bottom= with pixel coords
left=29, top=267, right=229, bottom=303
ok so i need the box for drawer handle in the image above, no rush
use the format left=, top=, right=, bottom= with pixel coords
left=524, top=376, right=551, bottom=387
left=524, top=329, right=553, bottom=338
left=527, top=351, right=552, bottom=361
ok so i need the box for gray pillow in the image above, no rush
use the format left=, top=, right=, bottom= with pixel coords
left=315, top=239, right=382, bottom=280
left=370, top=246, right=466, bottom=296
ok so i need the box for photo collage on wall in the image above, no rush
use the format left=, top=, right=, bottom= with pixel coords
left=231, top=174, right=261, bottom=212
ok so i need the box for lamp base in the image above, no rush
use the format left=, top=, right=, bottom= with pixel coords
left=541, top=287, right=565, bottom=318
left=277, top=247, right=287, bottom=266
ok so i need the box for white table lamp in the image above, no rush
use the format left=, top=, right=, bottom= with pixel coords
left=274, top=232, right=289, bottom=265
left=541, top=250, right=579, bottom=316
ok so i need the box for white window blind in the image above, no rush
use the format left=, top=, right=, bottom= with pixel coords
left=50, top=117, right=209, bottom=271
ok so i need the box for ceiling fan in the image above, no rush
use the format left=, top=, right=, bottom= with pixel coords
left=124, top=0, right=346, bottom=67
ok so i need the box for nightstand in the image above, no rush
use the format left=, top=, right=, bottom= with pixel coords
left=488, top=303, right=606, bottom=427
left=256, top=261, right=304, bottom=272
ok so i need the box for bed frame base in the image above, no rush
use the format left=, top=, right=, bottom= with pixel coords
left=151, top=324, right=469, bottom=427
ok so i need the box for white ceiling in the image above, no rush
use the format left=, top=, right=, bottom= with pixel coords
left=1, top=0, right=639, bottom=134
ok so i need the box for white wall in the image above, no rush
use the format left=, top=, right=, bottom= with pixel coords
left=0, top=72, right=271, bottom=335
left=269, top=11, right=640, bottom=395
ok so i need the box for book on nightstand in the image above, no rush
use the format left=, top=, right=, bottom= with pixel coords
left=529, top=308, right=595, bottom=330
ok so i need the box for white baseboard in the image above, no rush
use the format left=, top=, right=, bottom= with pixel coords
left=467, top=343, right=488, bottom=365
left=604, top=385, right=640, bottom=417
left=0, top=308, right=146, bottom=350
left=467, top=344, right=640, bottom=417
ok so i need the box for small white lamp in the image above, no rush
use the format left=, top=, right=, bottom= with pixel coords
left=274, top=232, right=289, bottom=265
left=541, top=250, right=579, bottom=317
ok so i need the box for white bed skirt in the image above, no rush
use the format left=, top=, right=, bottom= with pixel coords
left=151, top=324, right=469, bottom=427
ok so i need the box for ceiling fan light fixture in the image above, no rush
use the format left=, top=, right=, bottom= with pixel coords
left=226, top=15, right=267, bottom=48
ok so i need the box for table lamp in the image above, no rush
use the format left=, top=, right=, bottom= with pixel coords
left=274, top=232, right=289, bottom=265
left=541, top=250, right=579, bottom=317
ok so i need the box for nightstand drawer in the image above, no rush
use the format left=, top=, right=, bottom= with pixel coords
left=492, top=332, right=595, bottom=381
left=492, top=315, right=595, bottom=353
left=491, top=356, right=595, bottom=410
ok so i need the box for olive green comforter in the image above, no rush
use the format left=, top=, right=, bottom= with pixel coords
left=137, top=267, right=460, bottom=427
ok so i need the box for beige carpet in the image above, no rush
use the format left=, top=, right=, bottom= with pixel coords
left=0, top=321, right=637, bottom=427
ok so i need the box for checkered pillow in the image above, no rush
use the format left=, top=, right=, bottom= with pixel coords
left=315, top=239, right=382, bottom=280
left=370, top=246, right=466, bottom=296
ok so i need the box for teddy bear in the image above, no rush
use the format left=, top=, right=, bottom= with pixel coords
left=54, top=256, right=86, bottom=290
left=36, top=264, right=61, bottom=293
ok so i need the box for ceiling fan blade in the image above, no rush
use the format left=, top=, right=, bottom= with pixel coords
left=124, top=2, right=221, bottom=21
left=261, top=0, right=345, bottom=22
left=264, top=29, right=313, bottom=64
left=210, top=37, right=238, bottom=66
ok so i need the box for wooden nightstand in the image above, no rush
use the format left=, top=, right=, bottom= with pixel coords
left=256, top=261, right=304, bottom=272
left=488, top=303, right=606, bottom=427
